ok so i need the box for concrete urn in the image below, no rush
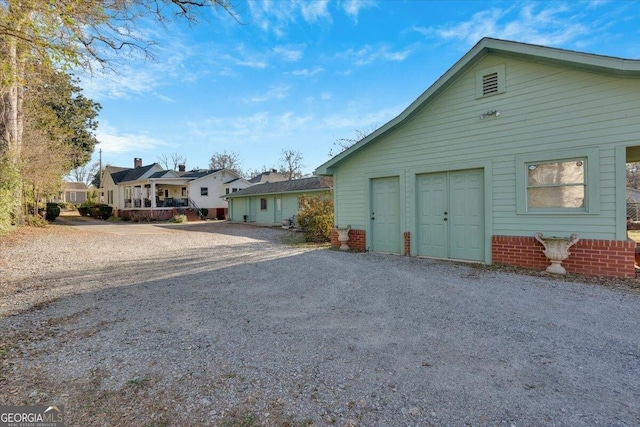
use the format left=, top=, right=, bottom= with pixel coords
left=534, top=232, right=580, bottom=275
left=335, top=225, right=351, bottom=251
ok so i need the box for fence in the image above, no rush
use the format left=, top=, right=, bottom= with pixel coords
left=627, top=203, right=640, bottom=221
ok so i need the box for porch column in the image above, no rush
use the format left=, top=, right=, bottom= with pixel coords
left=151, top=181, right=157, bottom=208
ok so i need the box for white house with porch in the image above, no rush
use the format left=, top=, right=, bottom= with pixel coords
left=101, top=158, right=251, bottom=220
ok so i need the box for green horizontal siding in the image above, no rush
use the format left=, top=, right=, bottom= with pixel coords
left=333, top=53, right=640, bottom=243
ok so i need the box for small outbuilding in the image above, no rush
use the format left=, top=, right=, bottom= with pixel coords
left=224, top=176, right=333, bottom=226
left=314, top=38, right=640, bottom=278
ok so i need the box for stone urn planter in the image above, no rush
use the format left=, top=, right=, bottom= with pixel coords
left=534, top=232, right=580, bottom=275
left=335, top=225, right=351, bottom=251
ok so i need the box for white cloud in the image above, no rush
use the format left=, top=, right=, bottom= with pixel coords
left=245, top=85, right=291, bottom=103
left=300, top=0, right=331, bottom=23
left=434, top=4, right=592, bottom=47
left=342, top=0, right=377, bottom=24
left=291, top=67, right=324, bottom=76
left=273, top=45, right=305, bottom=62
left=95, top=123, right=167, bottom=155
left=339, top=44, right=412, bottom=66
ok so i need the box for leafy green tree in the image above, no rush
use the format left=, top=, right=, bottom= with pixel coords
left=0, top=0, right=235, bottom=227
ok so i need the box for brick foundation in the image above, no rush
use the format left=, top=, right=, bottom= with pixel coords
left=330, top=228, right=366, bottom=252
left=492, top=235, right=636, bottom=278
left=404, top=232, right=411, bottom=256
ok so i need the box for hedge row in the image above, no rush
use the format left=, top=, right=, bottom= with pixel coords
left=78, top=204, right=113, bottom=220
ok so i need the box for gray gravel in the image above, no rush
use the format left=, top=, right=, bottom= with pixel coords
left=1, top=218, right=639, bottom=426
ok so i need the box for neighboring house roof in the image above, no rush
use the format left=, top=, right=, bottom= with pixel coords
left=179, top=169, right=221, bottom=179
left=248, top=170, right=288, bottom=183
left=225, top=176, right=333, bottom=198
left=314, top=37, right=640, bottom=175
left=64, top=182, right=89, bottom=190
left=148, top=170, right=180, bottom=179
left=110, top=163, right=160, bottom=184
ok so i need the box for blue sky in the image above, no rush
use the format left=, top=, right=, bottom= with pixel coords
left=80, top=0, right=640, bottom=176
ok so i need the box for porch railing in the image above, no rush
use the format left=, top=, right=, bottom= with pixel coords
left=187, top=198, right=204, bottom=219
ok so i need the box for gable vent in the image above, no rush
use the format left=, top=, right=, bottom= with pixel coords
left=482, top=72, right=499, bottom=96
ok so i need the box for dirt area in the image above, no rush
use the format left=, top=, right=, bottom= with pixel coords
left=1, top=218, right=639, bottom=426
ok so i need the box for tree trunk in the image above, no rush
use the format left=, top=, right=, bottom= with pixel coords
left=2, top=33, right=26, bottom=225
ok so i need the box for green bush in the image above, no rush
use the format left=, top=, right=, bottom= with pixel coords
left=78, top=201, right=98, bottom=217
left=26, top=214, right=48, bottom=228
left=45, top=203, right=61, bottom=221
left=199, top=208, right=208, bottom=219
left=87, top=204, right=112, bottom=220
left=296, top=194, right=334, bottom=242
left=0, top=156, right=20, bottom=233
left=98, top=205, right=113, bottom=220
left=170, top=214, right=188, bottom=223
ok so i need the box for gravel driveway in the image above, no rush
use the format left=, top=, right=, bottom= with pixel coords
left=1, top=218, right=639, bottom=426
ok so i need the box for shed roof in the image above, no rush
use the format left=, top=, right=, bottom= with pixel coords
left=225, top=176, right=332, bottom=198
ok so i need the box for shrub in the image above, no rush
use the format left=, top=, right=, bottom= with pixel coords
left=45, top=203, right=61, bottom=221
left=97, top=205, right=113, bottom=220
left=0, top=156, right=19, bottom=233
left=57, top=202, right=68, bottom=210
left=26, top=214, right=48, bottom=227
left=81, top=203, right=112, bottom=220
left=170, top=214, right=187, bottom=223
left=78, top=201, right=98, bottom=217
left=296, top=194, right=334, bottom=242
left=199, top=208, right=208, bottom=219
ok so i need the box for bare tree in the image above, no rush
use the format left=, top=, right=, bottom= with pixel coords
left=171, top=152, right=187, bottom=170
left=245, top=164, right=276, bottom=180
left=158, top=152, right=187, bottom=170
left=627, top=163, right=640, bottom=189
left=68, top=161, right=100, bottom=185
left=329, top=125, right=379, bottom=157
left=157, top=153, right=170, bottom=170
left=209, top=150, right=243, bottom=176
left=279, top=149, right=304, bottom=180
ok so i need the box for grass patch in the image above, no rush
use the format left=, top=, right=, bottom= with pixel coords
left=281, top=231, right=330, bottom=249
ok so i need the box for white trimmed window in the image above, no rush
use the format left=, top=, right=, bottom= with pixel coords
left=526, top=159, right=585, bottom=209
left=516, top=148, right=599, bottom=214
left=201, top=187, right=208, bottom=196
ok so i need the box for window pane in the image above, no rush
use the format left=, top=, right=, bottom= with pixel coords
left=528, top=186, right=585, bottom=208
left=528, top=160, right=584, bottom=185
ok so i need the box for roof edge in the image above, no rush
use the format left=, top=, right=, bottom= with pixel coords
left=314, top=37, right=640, bottom=175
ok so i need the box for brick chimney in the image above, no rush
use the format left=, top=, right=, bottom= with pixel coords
left=178, top=164, right=186, bottom=172
left=134, top=157, right=142, bottom=168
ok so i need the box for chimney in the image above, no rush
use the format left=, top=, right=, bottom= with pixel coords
left=178, top=164, right=186, bottom=172
left=134, top=157, right=142, bottom=168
